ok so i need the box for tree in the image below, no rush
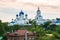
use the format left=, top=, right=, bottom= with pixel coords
left=0, top=20, right=6, bottom=36
left=44, top=21, right=51, bottom=29
left=49, top=24, right=56, bottom=31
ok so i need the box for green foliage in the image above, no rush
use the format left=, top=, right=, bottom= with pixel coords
left=0, top=20, right=6, bottom=36
left=0, top=20, right=60, bottom=40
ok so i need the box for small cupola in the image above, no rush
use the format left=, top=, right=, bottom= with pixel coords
left=16, top=14, right=18, bottom=17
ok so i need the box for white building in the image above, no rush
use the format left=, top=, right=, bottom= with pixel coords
left=8, top=7, right=47, bottom=26
left=8, top=10, right=31, bottom=26
left=51, top=19, right=60, bottom=25
left=35, top=7, right=46, bottom=25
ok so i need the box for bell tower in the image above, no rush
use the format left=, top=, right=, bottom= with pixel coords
left=36, top=7, right=42, bottom=20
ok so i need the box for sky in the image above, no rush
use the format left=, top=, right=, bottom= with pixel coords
left=0, top=0, right=60, bottom=22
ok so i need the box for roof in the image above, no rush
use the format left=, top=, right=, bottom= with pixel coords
left=55, top=20, right=60, bottom=23
left=19, top=10, right=24, bottom=16
left=16, top=14, right=18, bottom=17
left=7, top=30, right=35, bottom=37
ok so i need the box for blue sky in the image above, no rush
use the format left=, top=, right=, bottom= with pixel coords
left=0, top=0, right=60, bottom=22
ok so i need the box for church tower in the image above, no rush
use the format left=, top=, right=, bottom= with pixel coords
left=36, top=7, right=44, bottom=25
left=36, top=7, right=42, bottom=20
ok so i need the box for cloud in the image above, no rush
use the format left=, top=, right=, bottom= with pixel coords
left=0, top=8, right=18, bottom=14
left=0, top=0, right=16, bottom=2
left=23, top=2, right=38, bottom=7
left=0, top=0, right=60, bottom=22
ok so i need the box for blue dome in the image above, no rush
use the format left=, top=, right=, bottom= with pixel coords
left=19, top=10, right=24, bottom=16
left=16, top=14, right=18, bottom=17
left=39, top=15, right=42, bottom=17
left=10, top=19, right=15, bottom=23
left=11, top=21, right=15, bottom=23
left=55, top=20, right=60, bottom=23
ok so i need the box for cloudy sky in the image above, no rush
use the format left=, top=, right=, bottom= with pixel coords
left=0, top=0, right=60, bottom=22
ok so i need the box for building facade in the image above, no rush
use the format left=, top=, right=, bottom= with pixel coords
left=6, top=30, right=36, bottom=40
left=51, top=19, right=60, bottom=25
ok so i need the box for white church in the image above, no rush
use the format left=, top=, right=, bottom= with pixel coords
left=8, top=7, right=47, bottom=26
left=8, top=10, right=31, bottom=26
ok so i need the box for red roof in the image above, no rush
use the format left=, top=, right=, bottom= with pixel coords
left=7, top=30, right=34, bottom=37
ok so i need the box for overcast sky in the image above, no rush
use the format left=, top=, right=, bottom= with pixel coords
left=0, top=0, right=60, bottom=22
